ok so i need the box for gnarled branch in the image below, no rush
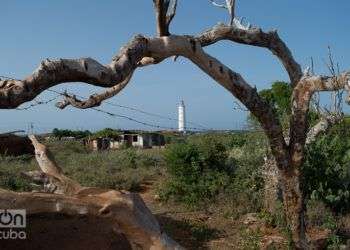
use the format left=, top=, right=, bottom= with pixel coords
left=153, top=0, right=178, bottom=36
left=306, top=112, right=343, bottom=144
left=0, top=35, right=148, bottom=109
left=197, top=23, right=302, bottom=86
left=56, top=72, right=133, bottom=109
left=289, top=72, right=350, bottom=168
left=28, top=135, right=82, bottom=195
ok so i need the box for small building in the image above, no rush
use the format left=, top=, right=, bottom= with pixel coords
left=86, top=132, right=165, bottom=151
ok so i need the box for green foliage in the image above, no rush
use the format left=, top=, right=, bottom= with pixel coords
left=161, top=132, right=267, bottom=211
left=161, top=136, right=234, bottom=207
left=306, top=200, right=344, bottom=250
left=307, top=200, right=336, bottom=229
left=306, top=200, right=349, bottom=249
left=303, top=132, right=350, bottom=212
left=92, top=128, right=121, bottom=139
left=52, top=128, right=91, bottom=139
left=239, top=227, right=262, bottom=250
left=260, top=81, right=292, bottom=117
left=228, top=132, right=247, bottom=148
left=53, top=147, right=163, bottom=191
left=259, top=202, right=286, bottom=229
left=227, top=132, right=267, bottom=207
left=248, top=81, right=292, bottom=129
left=247, top=81, right=321, bottom=130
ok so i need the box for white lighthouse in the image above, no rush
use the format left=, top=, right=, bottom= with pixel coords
left=178, top=100, right=186, bottom=133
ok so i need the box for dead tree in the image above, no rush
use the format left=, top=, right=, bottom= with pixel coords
left=0, top=1, right=349, bottom=248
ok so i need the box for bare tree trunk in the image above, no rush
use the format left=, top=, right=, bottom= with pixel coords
left=262, top=156, right=283, bottom=213
left=280, top=167, right=307, bottom=249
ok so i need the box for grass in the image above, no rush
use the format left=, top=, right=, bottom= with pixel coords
left=0, top=140, right=165, bottom=192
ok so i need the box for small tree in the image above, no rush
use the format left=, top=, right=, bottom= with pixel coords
left=0, top=1, right=349, bottom=248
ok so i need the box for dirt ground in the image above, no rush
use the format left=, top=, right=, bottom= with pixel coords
left=139, top=182, right=245, bottom=249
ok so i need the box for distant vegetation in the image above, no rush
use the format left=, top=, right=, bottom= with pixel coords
left=51, top=128, right=125, bottom=140
left=52, top=128, right=91, bottom=139
left=91, top=128, right=121, bottom=139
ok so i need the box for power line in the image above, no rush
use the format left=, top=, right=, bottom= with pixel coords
left=103, top=100, right=207, bottom=129
left=0, top=74, right=209, bottom=129
left=46, top=89, right=208, bottom=131
left=51, top=89, right=207, bottom=129
left=16, top=95, right=60, bottom=110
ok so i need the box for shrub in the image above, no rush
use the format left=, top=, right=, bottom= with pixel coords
left=228, top=133, right=247, bottom=148
left=303, top=134, right=350, bottom=212
left=224, top=133, right=266, bottom=214
left=161, top=136, right=234, bottom=207
left=52, top=128, right=91, bottom=139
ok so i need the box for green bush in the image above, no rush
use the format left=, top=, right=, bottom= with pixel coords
left=225, top=132, right=266, bottom=214
left=160, top=136, right=234, bottom=207
left=228, top=133, right=247, bottom=148
left=303, top=134, right=350, bottom=212
left=91, top=128, right=120, bottom=139
left=52, top=128, right=91, bottom=139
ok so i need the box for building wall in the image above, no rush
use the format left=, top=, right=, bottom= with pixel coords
left=0, top=135, right=34, bottom=156
left=110, top=140, right=123, bottom=149
left=86, top=133, right=166, bottom=151
left=132, top=135, right=145, bottom=148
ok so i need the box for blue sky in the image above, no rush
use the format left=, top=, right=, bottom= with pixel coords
left=0, top=0, right=349, bottom=133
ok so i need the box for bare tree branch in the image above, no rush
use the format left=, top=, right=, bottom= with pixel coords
left=56, top=72, right=133, bottom=109
left=0, top=35, right=149, bottom=109
left=28, top=135, right=82, bottom=195
left=153, top=0, right=178, bottom=36
left=0, top=23, right=303, bottom=111
left=197, top=24, right=303, bottom=85
left=306, top=112, right=343, bottom=144
left=289, top=72, right=350, bottom=168
left=209, top=0, right=227, bottom=9
left=209, top=0, right=235, bottom=25
left=166, top=0, right=178, bottom=27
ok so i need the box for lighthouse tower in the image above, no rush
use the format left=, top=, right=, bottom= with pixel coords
left=178, top=100, right=186, bottom=133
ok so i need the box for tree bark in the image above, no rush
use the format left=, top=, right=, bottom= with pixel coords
left=280, top=167, right=307, bottom=249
